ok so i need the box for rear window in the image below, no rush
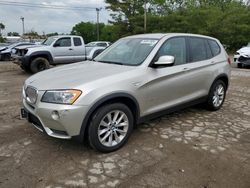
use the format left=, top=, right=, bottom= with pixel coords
left=189, top=37, right=207, bottom=62
left=208, top=40, right=221, bottom=56
left=74, top=37, right=82, bottom=46
left=97, top=43, right=107, bottom=47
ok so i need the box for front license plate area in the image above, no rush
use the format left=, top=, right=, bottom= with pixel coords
left=20, top=108, right=28, bottom=119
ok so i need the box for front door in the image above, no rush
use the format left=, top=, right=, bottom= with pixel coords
left=139, top=37, right=204, bottom=116
left=51, top=37, right=74, bottom=64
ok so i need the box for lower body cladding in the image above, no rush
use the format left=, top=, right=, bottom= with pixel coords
left=22, top=99, right=89, bottom=139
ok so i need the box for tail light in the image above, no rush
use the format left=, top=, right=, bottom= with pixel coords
left=227, top=57, right=231, bottom=64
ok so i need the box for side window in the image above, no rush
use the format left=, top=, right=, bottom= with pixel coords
left=208, top=40, right=221, bottom=56
left=156, top=37, right=186, bottom=65
left=54, top=37, right=71, bottom=47
left=205, top=40, right=213, bottom=59
left=73, top=37, right=82, bottom=46
left=189, top=37, right=207, bottom=62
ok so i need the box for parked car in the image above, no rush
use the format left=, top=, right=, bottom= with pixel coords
left=0, top=42, right=35, bottom=61
left=21, top=33, right=231, bottom=152
left=85, top=41, right=111, bottom=60
left=86, top=41, right=111, bottom=48
left=12, top=35, right=108, bottom=73
left=234, top=43, right=250, bottom=68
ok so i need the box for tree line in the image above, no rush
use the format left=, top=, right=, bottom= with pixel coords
left=72, top=0, right=250, bottom=51
left=1, top=0, right=249, bottom=50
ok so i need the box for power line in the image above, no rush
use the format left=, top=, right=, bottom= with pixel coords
left=0, top=1, right=100, bottom=11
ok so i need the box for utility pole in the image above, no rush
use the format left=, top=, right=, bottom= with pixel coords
left=144, top=1, right=147, bottom=33
left=20, top=17, right=25, bottom=35
left=96, top=8, right=102, bottom=41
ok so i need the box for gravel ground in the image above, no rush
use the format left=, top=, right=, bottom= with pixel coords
left=0, top=61, right=250, bottom=188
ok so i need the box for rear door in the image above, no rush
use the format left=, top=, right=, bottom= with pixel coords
left=185, top=37, right=220, bottom=97
left=51, top=37, right=74, bottom=64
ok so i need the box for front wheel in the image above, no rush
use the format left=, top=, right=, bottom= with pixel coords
left=88, top=103, right=134, bottom=153
left=30, top=57, right=50, bottom=74
left=3, top=53, right=11, bottom=61
left=206, top=80, right=226, bottom=111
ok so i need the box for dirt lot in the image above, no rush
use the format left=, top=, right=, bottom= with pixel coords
left=0, top=61, right=250, bottom=188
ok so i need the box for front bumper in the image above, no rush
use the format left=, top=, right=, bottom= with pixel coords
left=234, top=54, right=250, bottom=65
left=22, top=97, right=89, bottom=139
left=12, top=54, right=30, bottom=69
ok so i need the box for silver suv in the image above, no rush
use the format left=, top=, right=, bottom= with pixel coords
left=21, top=33, right=231, bottom=152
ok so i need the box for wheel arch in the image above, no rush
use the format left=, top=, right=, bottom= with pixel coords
left=75, top=93, right=140, bottom=142
left=29, top=51, right=53, bottom=64
left=212, top=74, right=229, bottom=90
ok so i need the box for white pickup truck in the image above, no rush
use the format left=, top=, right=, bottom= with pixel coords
left=13, top=35, right=107, bottom=73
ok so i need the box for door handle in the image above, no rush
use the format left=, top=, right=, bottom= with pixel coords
left=183, top=67, right=189, bottom=71
left=211, top=61, right=215, bottom=64
left=69, top=48, right=73, bottom=50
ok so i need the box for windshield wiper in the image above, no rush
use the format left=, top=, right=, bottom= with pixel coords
left=97, top=60, right=124, bottom=65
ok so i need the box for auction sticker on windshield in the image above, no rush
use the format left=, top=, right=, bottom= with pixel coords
left=140, top=40, right=158, bottom=46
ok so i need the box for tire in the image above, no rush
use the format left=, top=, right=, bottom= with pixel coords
left=237, top=63, right=243, bottom=68
left=3, top=53, right=11, bottom=61
left=20, top=64, right=31, bottom=73
left=88, top=103, right=134, bottom=153
left=30, top=57, right=50, bottom=74
left=206, top=80, right=226, bottom=111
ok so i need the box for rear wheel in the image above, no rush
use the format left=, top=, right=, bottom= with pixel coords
left=30, top=57, right=50, bottom=73
left=206, top=80, right=226, bottom=111
left=88, top=103, right=134, bottom=153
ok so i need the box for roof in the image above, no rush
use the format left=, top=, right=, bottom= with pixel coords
left=48, top=35, right=81, bottom=38
left=125, top=33, right=218, bottom=41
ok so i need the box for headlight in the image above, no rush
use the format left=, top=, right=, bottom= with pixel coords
left=41, top=90, right=82, bottom=104
left=12, top=49, right=16, bottom=54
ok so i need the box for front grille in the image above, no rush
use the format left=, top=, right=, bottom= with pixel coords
left=25, top=86, right=38, bottom=104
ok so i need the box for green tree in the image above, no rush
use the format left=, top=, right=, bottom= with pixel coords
left=7, top=32, right=20, bottom=36
left=105, top=0, right=250, bottom=50
left=24, top=30, right=39, bottom=37
left=71, top=22, right=117, bottom=43
left=46, top=32, right=59, bottom=37
left=71, top=22, right=98, bottom=43
left=0, top=22, right=5, bottom=36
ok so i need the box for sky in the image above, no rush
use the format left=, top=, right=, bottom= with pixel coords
left=0, top=0, right=110, bottom=35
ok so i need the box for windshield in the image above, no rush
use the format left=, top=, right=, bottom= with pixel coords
left=94, top=38, right=158, bottom=66
left=42, top=37, right=57, bottom=46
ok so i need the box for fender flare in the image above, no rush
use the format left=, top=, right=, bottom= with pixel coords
left=75, top=92, right=140, bottom=142
left=28, top=51, right=53, bottom=65
left=210, top=73, right=229, bottom=90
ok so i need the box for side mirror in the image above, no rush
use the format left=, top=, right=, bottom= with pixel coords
left=53, top=43, right=60, bottom=47
left=154, top=55, right=175, bottom=66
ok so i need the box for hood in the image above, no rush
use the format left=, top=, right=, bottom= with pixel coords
left=25, top=61, right=135, bottom=90
left=0, top=46, right=8, bottom=52
left=15, top=44, right=41, bottom=50
left=237, top=47, right=250, bottom=57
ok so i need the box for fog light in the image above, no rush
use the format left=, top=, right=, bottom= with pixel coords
left=51, top=110, right=60, bottom=120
